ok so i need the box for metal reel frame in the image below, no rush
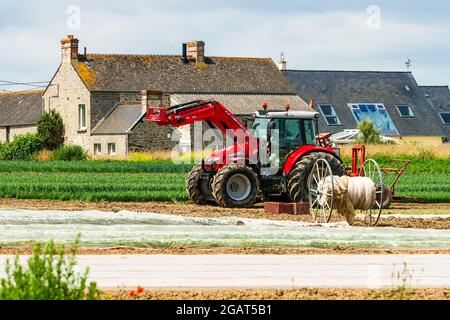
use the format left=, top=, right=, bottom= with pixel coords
left=359, top=158, right=384, bottom=226
left=308, top=158, right=335, bottom=223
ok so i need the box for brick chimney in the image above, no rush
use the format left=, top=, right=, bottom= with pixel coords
left=61, top=35, right=79, bottom=63
left=141, top=90, right=163, bottom=113
left=185, top=41, right=205, bottom=63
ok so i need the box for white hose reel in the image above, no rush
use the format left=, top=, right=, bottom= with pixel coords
left=307, top=158, right=384, bottom=226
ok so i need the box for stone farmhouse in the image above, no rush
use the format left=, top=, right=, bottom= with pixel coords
left=0, top=90, right=43, bottom=142
left=42, top=35, right=307, bottom=156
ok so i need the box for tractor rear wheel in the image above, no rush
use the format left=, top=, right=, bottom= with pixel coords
left=186, top=165, right=215, bottom=205
left=212, top=164, right=259, bottom=208
left=287, top=152, right=345, bottom=202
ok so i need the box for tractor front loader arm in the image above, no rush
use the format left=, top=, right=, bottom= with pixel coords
left=144, top=100, right=249, bottom=137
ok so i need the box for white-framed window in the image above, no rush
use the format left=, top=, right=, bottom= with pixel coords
left=108, top=143, right=116, bottom=155
left=318, top=104, right=341, bottom=125
left=440, top=113, right=450, bottom=125
left=396, top=105, right=415, bottom=118
left=78, top=104, right=87, bottom=130
left=93, top=143, right=102, bottom=155
left=348, top=103, right=399, bottom=135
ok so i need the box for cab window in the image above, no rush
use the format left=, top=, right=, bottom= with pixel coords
left=304, top=120, right=316, bottom=145
left=272, top=119, right=302, bottom=149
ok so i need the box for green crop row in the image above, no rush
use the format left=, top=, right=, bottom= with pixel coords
left=0, top=157, right=448, bottom=174
left=385, top=174, right=450, bottom=202
left=0, top=160, right=193, bottom=173
left=0, top=172, right=188, bottom=202
left=0, top=172, right=448, bottom=203
left=0, top=159, right=447, bottom=203
left=341, top=157, right=450, bottom=174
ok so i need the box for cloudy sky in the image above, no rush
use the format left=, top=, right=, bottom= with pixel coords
left=1, top=0, right=449, bottom=91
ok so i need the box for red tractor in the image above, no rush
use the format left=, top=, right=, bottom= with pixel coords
left=145, top=100, right=344, bottom=208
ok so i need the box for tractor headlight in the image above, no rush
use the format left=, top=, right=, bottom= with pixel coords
left=227, top=151, right=245, bottom=159
left=204, top=156, right=222, bottom=165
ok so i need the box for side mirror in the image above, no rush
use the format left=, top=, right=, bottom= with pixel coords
left=267, top=121, right=276, bottom=150
left=315, top=118, right=319, bottom=137
left=267, top=121, right=275, bottom=140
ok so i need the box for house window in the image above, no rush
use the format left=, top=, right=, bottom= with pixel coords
left=94, top=143, right=102, bottom=155
left=319, top=104, right=341, bottom=125
left=396, top=105, right=415, bottom=118
left=78, top=104, right=87, bottom=130
left=5, top=127, right=10, bottom=143
left=440, top=113, right=450, bottom=125
left=348, top=103, right=399, bottom=135
left=108, top=143, right=116, bottom=155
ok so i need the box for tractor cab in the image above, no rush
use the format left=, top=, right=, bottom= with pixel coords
left=251, top=110, right=320, bottom=166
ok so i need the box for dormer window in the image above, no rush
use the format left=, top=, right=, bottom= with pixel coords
left=440, top=113, right=450, bottom=125
left=396, top=105, right=415, bottom=118
left=319, top=104, right=341, bottom=125
left=348, top=103, right=399, bottom=135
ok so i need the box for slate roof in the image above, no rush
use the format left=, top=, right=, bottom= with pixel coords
left=93, top=93, right=309, bottom=135
left=91, top=104, right=144, bottom=135
left=283, top=70, right=448, bottom=137
left=0, top=90, right=43, bottom=127
left=72, top=54, right=297, bottom=95
left=420, top=85, right=450, bottom=137
left=420, top=86, right=450, bottom=111
left=170, top=93, right=309, bottom=114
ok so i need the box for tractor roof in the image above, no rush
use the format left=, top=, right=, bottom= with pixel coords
left=254, top=110, right=319, bottom=119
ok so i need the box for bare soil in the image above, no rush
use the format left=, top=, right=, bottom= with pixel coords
left=104, top=287, right=450, bottom=300
left=0, top=198, right=448, bottom=229
left=2, top=246, right=450, bottom=255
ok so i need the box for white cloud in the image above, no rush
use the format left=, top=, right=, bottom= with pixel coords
left=0, top=1, right=449, bottom=87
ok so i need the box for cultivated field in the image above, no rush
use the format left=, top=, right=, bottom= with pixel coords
left=0, top=152, right=448, bottom=203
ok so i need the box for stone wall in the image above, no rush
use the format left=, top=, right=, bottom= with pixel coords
left=90, top=91, right=122, bottom=128
left=43, top=61, right=91, bottom=150
left=0, top=128, right=7, bottom=142
left=10, top=126, right=38, bottom=140
left=120, top=92, right=141, bottom=104
left=128, top=119, right=178, bottom=152
left=90, top=134, right=128, bottom=156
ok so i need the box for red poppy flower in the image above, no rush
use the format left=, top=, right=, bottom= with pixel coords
left=137, top=286, right=144, bottom=294
left=129, top=290, right=136, bottom=297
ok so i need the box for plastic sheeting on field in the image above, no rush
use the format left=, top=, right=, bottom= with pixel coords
left=0, top=209, right=449, bottom=249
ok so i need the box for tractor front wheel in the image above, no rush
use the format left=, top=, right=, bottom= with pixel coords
left=212, top=164, right=259, bottom=208
left=187, top=165, right=215, bottom=205
left=287, top=152, right=345, bottom=202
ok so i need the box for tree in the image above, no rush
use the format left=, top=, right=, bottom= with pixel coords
left=355, top=119, right=382, bottom=144
left=37, top=109, right=64, bottom=150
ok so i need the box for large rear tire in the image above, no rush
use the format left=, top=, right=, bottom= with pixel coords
left=212, top=164, right=259, bottom=208
left=287, top=152, right=345, bottom=202
left=187, top=165, right=215, bottom=205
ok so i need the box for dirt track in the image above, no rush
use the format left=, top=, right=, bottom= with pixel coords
left=105, top=287, right=450, bottom=300
left=0, top=198, right=449, bottom=229
left=2, top=246, right=450, bottom=255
